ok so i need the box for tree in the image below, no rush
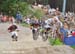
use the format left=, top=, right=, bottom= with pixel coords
left=0, top=0, right=33, bottom=16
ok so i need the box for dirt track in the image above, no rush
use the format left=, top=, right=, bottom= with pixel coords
left=0, top=23, right=49, bottom=53
left=0, top=23, right=75, bottom=54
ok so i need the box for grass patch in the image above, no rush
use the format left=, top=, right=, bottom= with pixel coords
left=48, top=38, right=63, bottom=45
left=21, top=22, right=30, bottom=27
left=49, top=37, right=75, bottom=49
left=71, top=46, right=75, bottom=49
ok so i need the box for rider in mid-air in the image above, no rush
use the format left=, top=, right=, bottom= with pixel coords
left=8, top=23, right=19, bottom=41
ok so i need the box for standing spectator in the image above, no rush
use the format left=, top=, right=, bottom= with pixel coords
left=0, top=12, right=3, bottom=22
left=1, top=15, right=7, bottom=22
left=9, top=16, right=15, bottom=23
left=16, top=12, right=23, bottom=23
left=25, top=17, right=31, bottom=24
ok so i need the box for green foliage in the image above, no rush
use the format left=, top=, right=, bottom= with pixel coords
left=26, top=0, right=35, bottom=4
left=0, top=0, right=45, bottom=19
left=21, top=22, right=30, bottom=27
left=16, top=2, right=33, bottom=16
left=0, top=0, right=33, bottom=16
left=33, top=9, right=45, bottom=19
left=71, top=46, right=75, bottom=49
left=49, top=38, right=63, bottom=45
left=0, top=0, right=17, bottom=15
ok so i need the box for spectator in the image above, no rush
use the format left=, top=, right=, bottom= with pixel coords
left=16, top=12, right=23, bottom=23
left=24, top=17, right=31, bottom=24
left=0, top=12, right=3, bottom=22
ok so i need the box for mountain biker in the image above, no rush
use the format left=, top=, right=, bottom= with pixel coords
left=30, top=17, right=40, bottom=40
left=8, top=23, right=19, bottom=41
left=30, top=17, right=40, bottom=29
left=42, top=18, right=52, bottom=38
